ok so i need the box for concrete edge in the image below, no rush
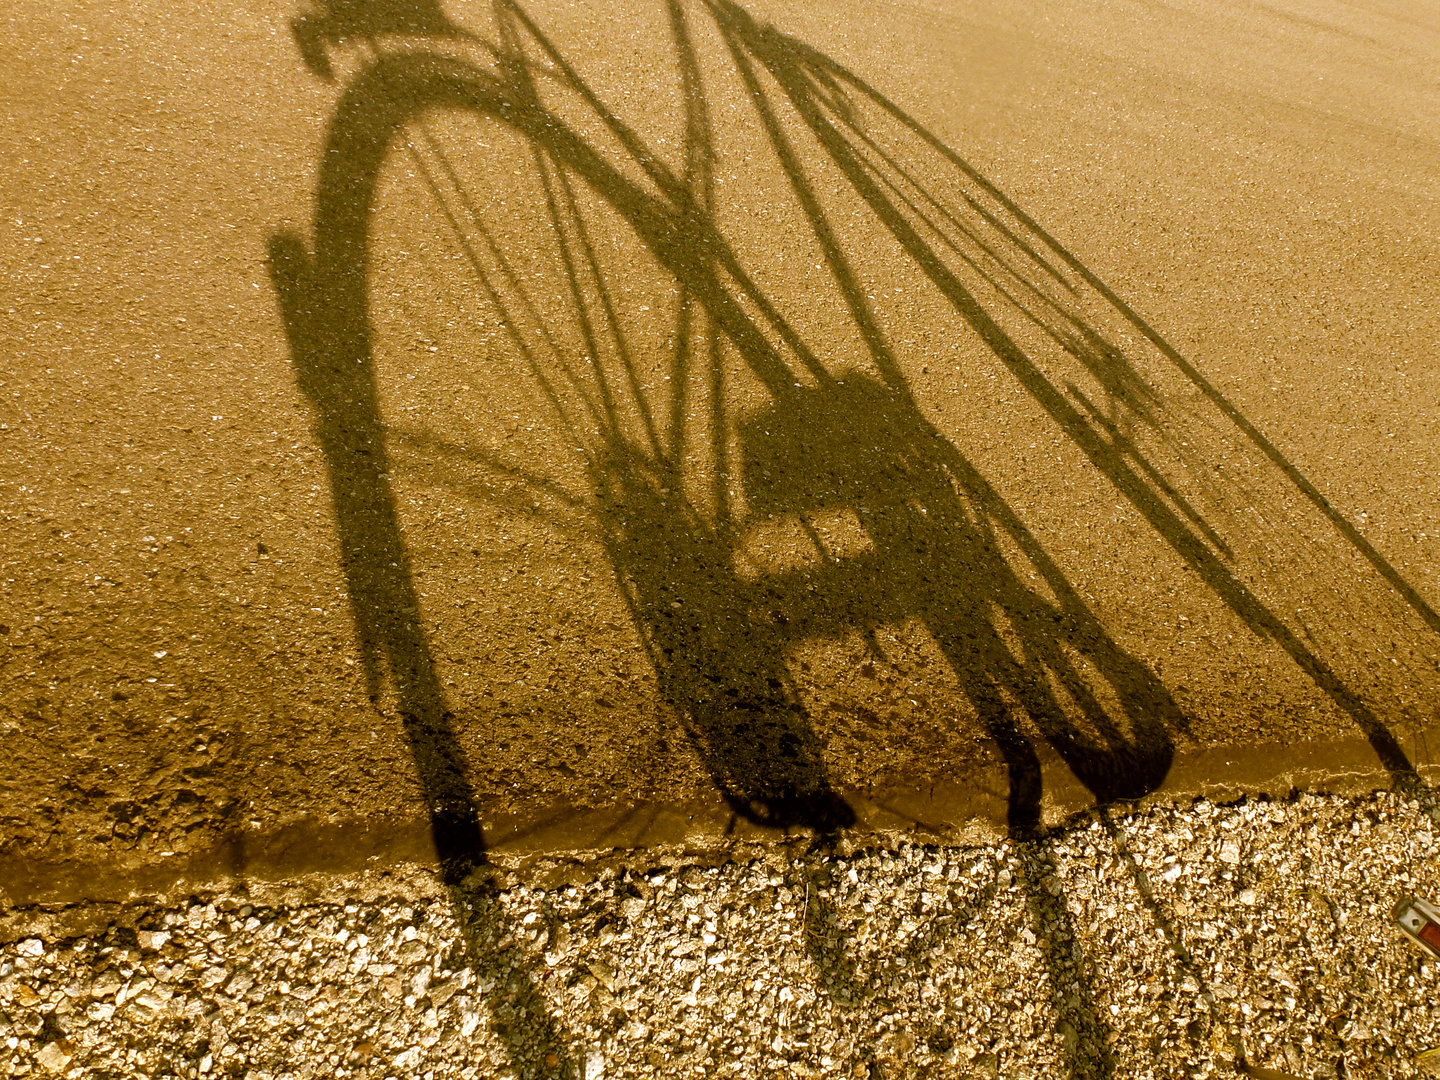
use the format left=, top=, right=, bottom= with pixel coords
left=2, top=722, right=1436, bottom=919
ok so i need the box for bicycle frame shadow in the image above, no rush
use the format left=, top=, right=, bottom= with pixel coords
left=268, top=0, right=1435, bottom=1075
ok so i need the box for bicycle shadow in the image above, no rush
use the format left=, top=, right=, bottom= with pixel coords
left=268, top=0, right=1436, bottom=1074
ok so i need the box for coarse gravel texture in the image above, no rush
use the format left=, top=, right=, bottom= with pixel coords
left=4, top=789, right=1440, bottom=1080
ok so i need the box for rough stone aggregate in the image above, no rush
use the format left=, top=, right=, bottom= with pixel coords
left=3, top=790, right=1440, bottom=1079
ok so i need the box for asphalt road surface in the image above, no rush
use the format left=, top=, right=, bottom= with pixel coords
left=2, top=0, right=1439, bottom=886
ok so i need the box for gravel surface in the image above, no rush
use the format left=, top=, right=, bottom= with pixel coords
left=4, top=789, right=1440, bottom=1079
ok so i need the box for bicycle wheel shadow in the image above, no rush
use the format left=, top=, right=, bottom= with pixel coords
left=266, top=0, right=1435, bottom=1075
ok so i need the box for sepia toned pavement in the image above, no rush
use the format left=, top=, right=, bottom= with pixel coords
left=2, top=0, right=1439, bottom=910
